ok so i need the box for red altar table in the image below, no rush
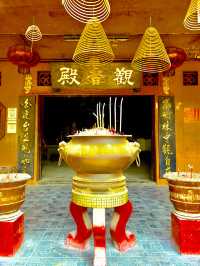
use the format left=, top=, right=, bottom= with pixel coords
left=171, top=212, right=200, bottom=254
left=0, top=211, right=24, bottom=256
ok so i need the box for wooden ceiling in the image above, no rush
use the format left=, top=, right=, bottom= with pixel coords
left=0, top=0, right=199, bottom=61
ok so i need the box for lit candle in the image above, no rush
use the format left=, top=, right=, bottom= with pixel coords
left=114, top=97, right=117, bottom=132
left=102, top=103, right=105, bottom=128
left=119, top=97, right=123, bottom=133
left=109, top=97, right=112, bottom=129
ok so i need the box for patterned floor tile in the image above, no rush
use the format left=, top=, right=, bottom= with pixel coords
left=0, top=183, right=200, bottom=265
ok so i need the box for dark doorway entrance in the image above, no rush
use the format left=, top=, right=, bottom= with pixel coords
left=40, top=96, right=154, bottom=184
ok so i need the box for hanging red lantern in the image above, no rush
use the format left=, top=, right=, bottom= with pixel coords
left=7, top=45, right=40, bottom=74
left=167, top=47, right=187, bottom=69
left=163, top=47, right=187, bottom=76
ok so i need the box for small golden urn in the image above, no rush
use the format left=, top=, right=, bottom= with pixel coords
left=0, top=173, right=31, bottom=215
left=164, top=171, right=200, bottom=217
left=58, top=134, right=141, bottom=208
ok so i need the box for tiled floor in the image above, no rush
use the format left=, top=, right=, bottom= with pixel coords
left=1, top=183, right=200, bottom=266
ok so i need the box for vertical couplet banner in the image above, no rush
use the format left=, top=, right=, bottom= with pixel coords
left=158, top=96, right=176, bottom=177
left=17, top=96, right=35, bottom=177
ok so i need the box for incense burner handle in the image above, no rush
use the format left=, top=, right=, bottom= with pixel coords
left=130, top=142, right=141, bottom=167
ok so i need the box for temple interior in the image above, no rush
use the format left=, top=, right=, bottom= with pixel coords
left=1, top=0, right=200, bottom=265
left=40, top=96, right=153, bottom=184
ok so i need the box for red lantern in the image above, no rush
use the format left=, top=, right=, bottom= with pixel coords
left=167, top=47, right=187, bottom=69
left=163, top=47, right=187, bottom=76
left=7, top=45, right=40, bottom=74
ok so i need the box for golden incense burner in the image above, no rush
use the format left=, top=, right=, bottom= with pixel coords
left=58, top=133, right=141, bottom=208
left=164, top=172, right=200, bottom=216
left=0, top=173, right=31, bottom=215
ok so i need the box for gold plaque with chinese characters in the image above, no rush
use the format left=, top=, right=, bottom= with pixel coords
left=51, top=62, right=141, bottom=89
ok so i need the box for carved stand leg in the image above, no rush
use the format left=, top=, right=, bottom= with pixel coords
left=93, top=208, right=106, bottom=266
left=110, top=200, right=136, bottom=252
left=65, top=201, right=92, bottom=250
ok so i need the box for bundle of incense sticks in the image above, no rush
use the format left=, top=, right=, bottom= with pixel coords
left=93, top=97, right=123, bottom=133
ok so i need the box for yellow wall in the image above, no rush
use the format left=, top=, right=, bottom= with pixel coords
left=0, top=60, right=200, bottom=177
left=0, top=62, right=49, bottom=168
left=171, top=62, right=200, bottom=172
left=0, top=62, right=23, bottom=167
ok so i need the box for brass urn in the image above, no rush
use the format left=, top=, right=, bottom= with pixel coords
left=58, top=135, right=141, bottom=208
left=0, top=173, right=31, bottom=215
left=164, top=172, right=200, bottom=216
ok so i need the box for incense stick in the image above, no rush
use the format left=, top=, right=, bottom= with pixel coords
left=119, top=97, right=123, bottom=133
left=114, top=97, right=117, bottom=132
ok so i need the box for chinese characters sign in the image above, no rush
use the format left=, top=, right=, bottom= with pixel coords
left=24, top=74, right=32, bottom=94
left=113, top=67, right=134, bottom=86
left=51, top=63, right=141, bottom=89
left=7, top=108, right=17, bottom=133
left=159, top=96, right=176, bottom=177
left=57, top=67, right=80, bottom=86
left=17, top=96, right=35, bottom=176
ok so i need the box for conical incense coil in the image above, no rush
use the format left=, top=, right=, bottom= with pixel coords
left=62, top=0, right=110, bottom=23
left=25, top=25, right=42, bottom=42
left=132, top=26, right=171, bottom=73
left=73, top=17, right=114, bottom=66
left=184, top=0, right=200, bottom=30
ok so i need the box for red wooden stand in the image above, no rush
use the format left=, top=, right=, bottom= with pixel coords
left=0, top=212, right=24, bottom=256
left=171, top=212, right=200, bottom=254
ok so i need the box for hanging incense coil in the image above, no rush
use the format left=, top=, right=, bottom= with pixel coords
left=62, top=0, right=110, bottom=23
left=184, top=0, right=200, bottom=30
left=25, top=24, right=42, bottom=42
left=132, top=26, right=171, bottom=73
left=73, top=17, right=114, bottom=66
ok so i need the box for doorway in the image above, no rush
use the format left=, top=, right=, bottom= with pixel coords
left=39, top=95, right=154, bottom=184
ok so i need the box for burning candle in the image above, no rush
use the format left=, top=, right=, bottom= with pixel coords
left=119, top=97, right=123, bottom=133
left=109, top=97, right=112, bottom=129
left=114, top=97, right=117, bottom=132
